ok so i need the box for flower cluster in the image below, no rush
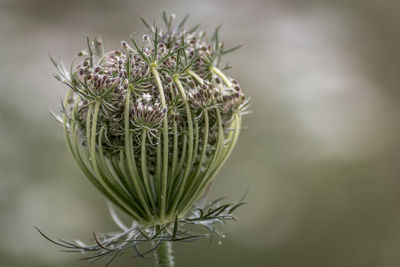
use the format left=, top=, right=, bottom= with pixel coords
left=53, top=12, right=249, bottom=226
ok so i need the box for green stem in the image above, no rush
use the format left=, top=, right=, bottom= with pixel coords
left=167, top=120, right=179, bottom=203
left=170, top=120, right=179, bottom=179
left=86, top=104, right=93, bottom=151
left=141, top=128, right=156, bottom=211
left=123, top=89, right=138, bottom=193
left=154, top=241, right=174, bottom=267
left=169, top=75, right=194, bottom=215
left=89, top=101, right=142, bottom=218
left=176, top=135, right=187, bottom=175
left=179, top=110, right=209, bottom=211
left=151, top=64, right=169, bottom=220
left=187, top=69, right=203, bottom=84
left=156, top=130, right=162, bottom=204
left=89, top=101, right=102, bottom=178
left=178, top=110, right=211, bottom=212
left=210, top=66, right=232, bottom=88
left=193, top=110, right=209, bottom=179
left=124, top=88, right=153, bottom=219
left=180, top=113, right=241, bottom=215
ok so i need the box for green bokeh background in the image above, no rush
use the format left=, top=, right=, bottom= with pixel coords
left=1, top=0, right=400, bottom=266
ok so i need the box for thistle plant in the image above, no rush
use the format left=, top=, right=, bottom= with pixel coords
left=40, top=11, right=249, bottom=267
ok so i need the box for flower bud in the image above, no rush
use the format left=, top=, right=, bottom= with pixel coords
left=54, top=14, right=248, bottom=228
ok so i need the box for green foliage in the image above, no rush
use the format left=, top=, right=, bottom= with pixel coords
left=36, top=197, right=245, bottom=266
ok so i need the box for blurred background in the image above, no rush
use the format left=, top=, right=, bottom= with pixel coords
left=1, top=0, right=400, bottom=266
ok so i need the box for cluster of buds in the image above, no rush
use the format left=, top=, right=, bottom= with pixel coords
left=52, top=12, right=249, bottom=227
left=187, top=81, right=217, bottom=109
left=131, top=94, right=167, bottom=129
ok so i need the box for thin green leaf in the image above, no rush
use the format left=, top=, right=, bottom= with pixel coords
left=211, top=25, right=222, bottom=42
left=228, top=201, right=247, bottom=214
left=158, top=44, right=189, bottom=64
left=222, top=44, right=242, bottom=55
left=188, top=24, right=200, bottom=34
left=178, top=14, right=189, bottom=30
left=130, top=36, right=150, bottom=63
left=153, top=27, right=158, bottom=61
left=140, top=16, right=152, bottom=31
left=86, top=36, right=93, bottom=67
left=161, top=9, right=169, bottom=28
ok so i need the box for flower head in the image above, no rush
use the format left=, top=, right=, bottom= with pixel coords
left=52, top=12, right=249, bottom=226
